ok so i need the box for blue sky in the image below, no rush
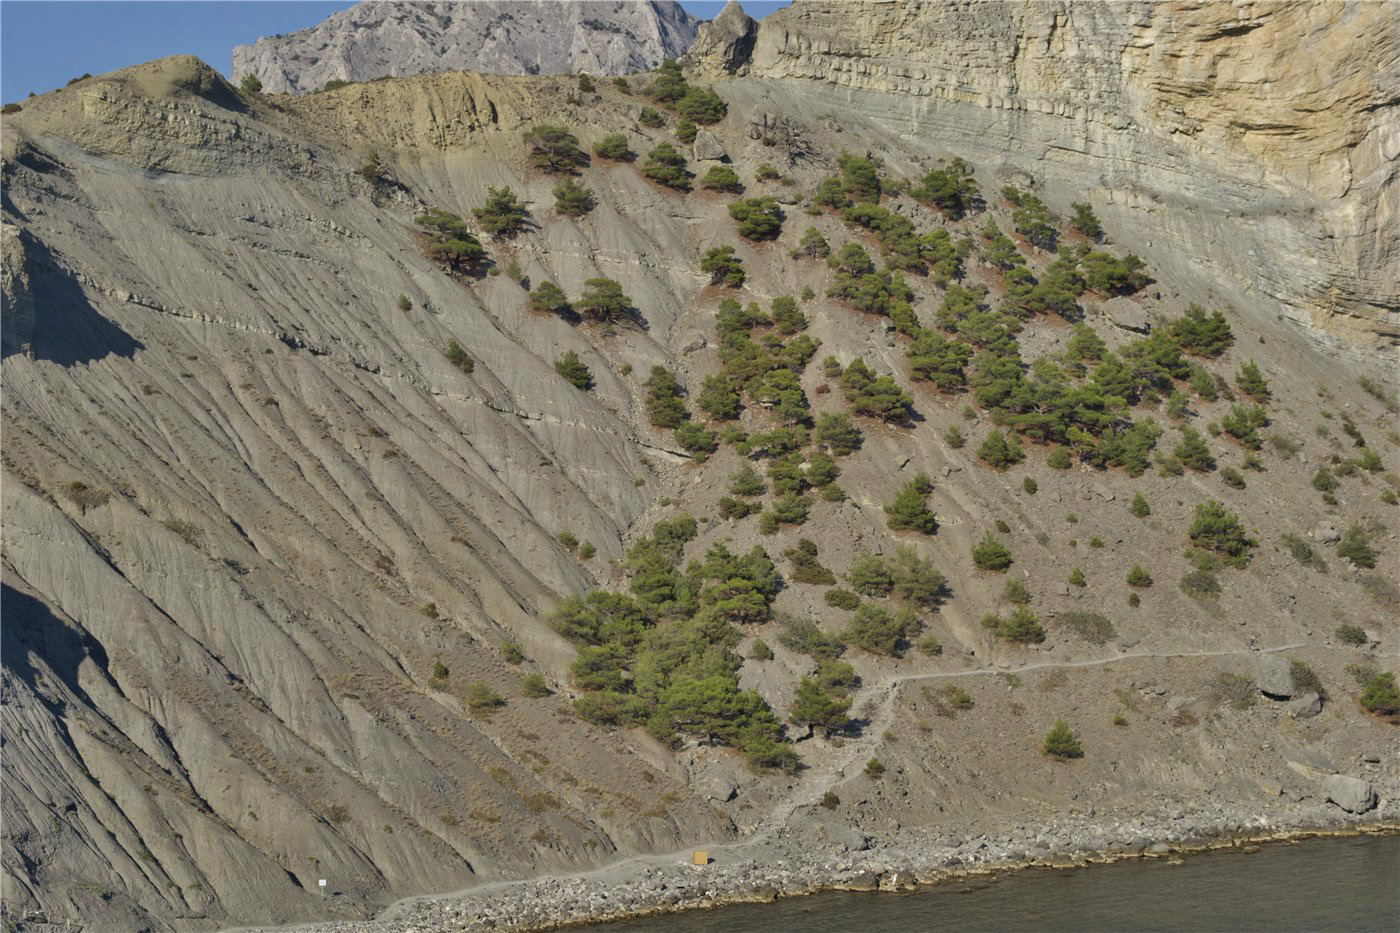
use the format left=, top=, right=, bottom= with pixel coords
left=1, top=1, right=790, bottom=101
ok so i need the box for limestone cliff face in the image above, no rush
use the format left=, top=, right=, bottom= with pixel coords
left=732, top=0, right=1398, bottom=351
left=232, top=0, right=700, bottom=94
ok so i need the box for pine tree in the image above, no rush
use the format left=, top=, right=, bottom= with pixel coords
left=529, top=280, right=570, bottom=315
left=1174, top=426, right=1215, bottom=472
left=644, top=366, right=688, bottom=428
left=594, top=133, right=632, bottom=160
left=576, top=278, right=631, bottom=323
left=642, top=142, right=690, bottom=190
left=1236, top=360, right=1271, bottom=402
left=971, top=531, right=1013, bottom=571
left=522, top=124, right=586, bottom=173
left=472, top=186, right=529, bottom=237
left=977, top=429, right=1025, bottom=470
left=1126, top=564, right=1153, bottom=587
left=1044, top=719, right=1083, bottom=758
left=700, top=246, right=745, bottom=286
left=553, top=351, right=593, bottom=390
left=789, top=677, right=852, bottom=735
left=885, top=474, right=936, bottom=534
left=553, top=177, right=595, bottom=217
left=846, top=552, right=893, bottom=596
left=1130, top=492, right=1151, bottom=518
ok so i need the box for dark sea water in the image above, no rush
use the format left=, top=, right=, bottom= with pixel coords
left=572, top=833, right=1400, bottom=933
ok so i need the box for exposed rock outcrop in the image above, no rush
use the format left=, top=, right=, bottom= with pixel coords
left=232, top=0, right=700, bottom=94
left=734, top=0, right=1399, bottom=352
left=683, top=0, right=757, bottom=76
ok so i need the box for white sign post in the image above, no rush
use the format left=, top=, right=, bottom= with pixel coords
left=318, top=879, right=327, bottom=896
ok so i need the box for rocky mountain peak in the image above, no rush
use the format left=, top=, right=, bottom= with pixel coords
left=683, top=0, right=758, bottom=76
left=232, top=0, right=701, bottom=94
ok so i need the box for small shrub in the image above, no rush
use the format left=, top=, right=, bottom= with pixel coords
left=554, top=351, right=594, bottom=390
left=700, top=164, right=742, bottom=192
left=824, top=588, right=861, bottom=611
left=501, top=641, right=525, bottom=664
left=864, top=757, right=886, bottom=778
left=1043, top=720, right=1082, bottom=758
left=1003, top=578, right=1031, bottom=604
left=466, top=682, right=506, bottom=711
left=638, top=106, right=665, bottom=128
left=1335, top=624, right=1367, bottom=647
left=1289, top=660, right=1325, bottom=699
left=594, top=133, right=632, bottom=160
left=919, top=634, right=943, bottom=656
left=749, top=639, right=775, bottom=661
left=1179, top=569, right=1221, bottom=600
left=1126, top=564, right=1153, bottom=588
left=522, top=673, right=552, bottom=698
left=945, top=425, right=966, bottom=449
left=64, top=481, right=110, bottom=512
left=999, top=606, right=1045, bottom=643
left=1047, top=447, right=1072, bottom=470
left=1282, top=533, right=1327, bottom=573
left=1061, top=611, right=1115, bottom=645
left=1336, top=524, right=1378, bottom=569
left=1360, top=672, right=1400, bottom=715
left=160, top=518, right=203, bottom=547
left=1023, top=476, right=1038, bottom=495
left=1068, top=567, right=1086, bottom=588
left=1187, top=500, right=1254, bottom=567
left=819, top=789, right=841, bottom=809
left=971, top=532, right=1012, bottom=571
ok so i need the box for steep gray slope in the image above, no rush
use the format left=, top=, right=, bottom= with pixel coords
left=232, top=0, right=700, bottom=94
left=2, top=35, right=1397, bottom=933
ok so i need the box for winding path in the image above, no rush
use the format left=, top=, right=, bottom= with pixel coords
left=376, top=640, right=1308, bottom=923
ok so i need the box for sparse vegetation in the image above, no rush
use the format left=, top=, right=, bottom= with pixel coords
left=444, top=339, right=475, bottom=374
left=1062, top=611, right=1114, bottom=645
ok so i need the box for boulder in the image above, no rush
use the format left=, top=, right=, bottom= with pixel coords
left=1324, top=774, right=1377, bottom=813
left=1288, top=691, right=1322, bottom=719
left=700, top=775, right=736, bottom=802
left=1312, top=522, right=1340, bottom=544
left=1254, top=654, right=1294, bottom=699
left=845, top=871, right=881, bottom=891
left=1101, top=296, right=1151, bottom=333
left=693, top=130, right=728, bottom=163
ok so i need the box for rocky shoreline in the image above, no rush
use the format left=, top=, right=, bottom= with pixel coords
left=254, top=799, right=1399, bottom=933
